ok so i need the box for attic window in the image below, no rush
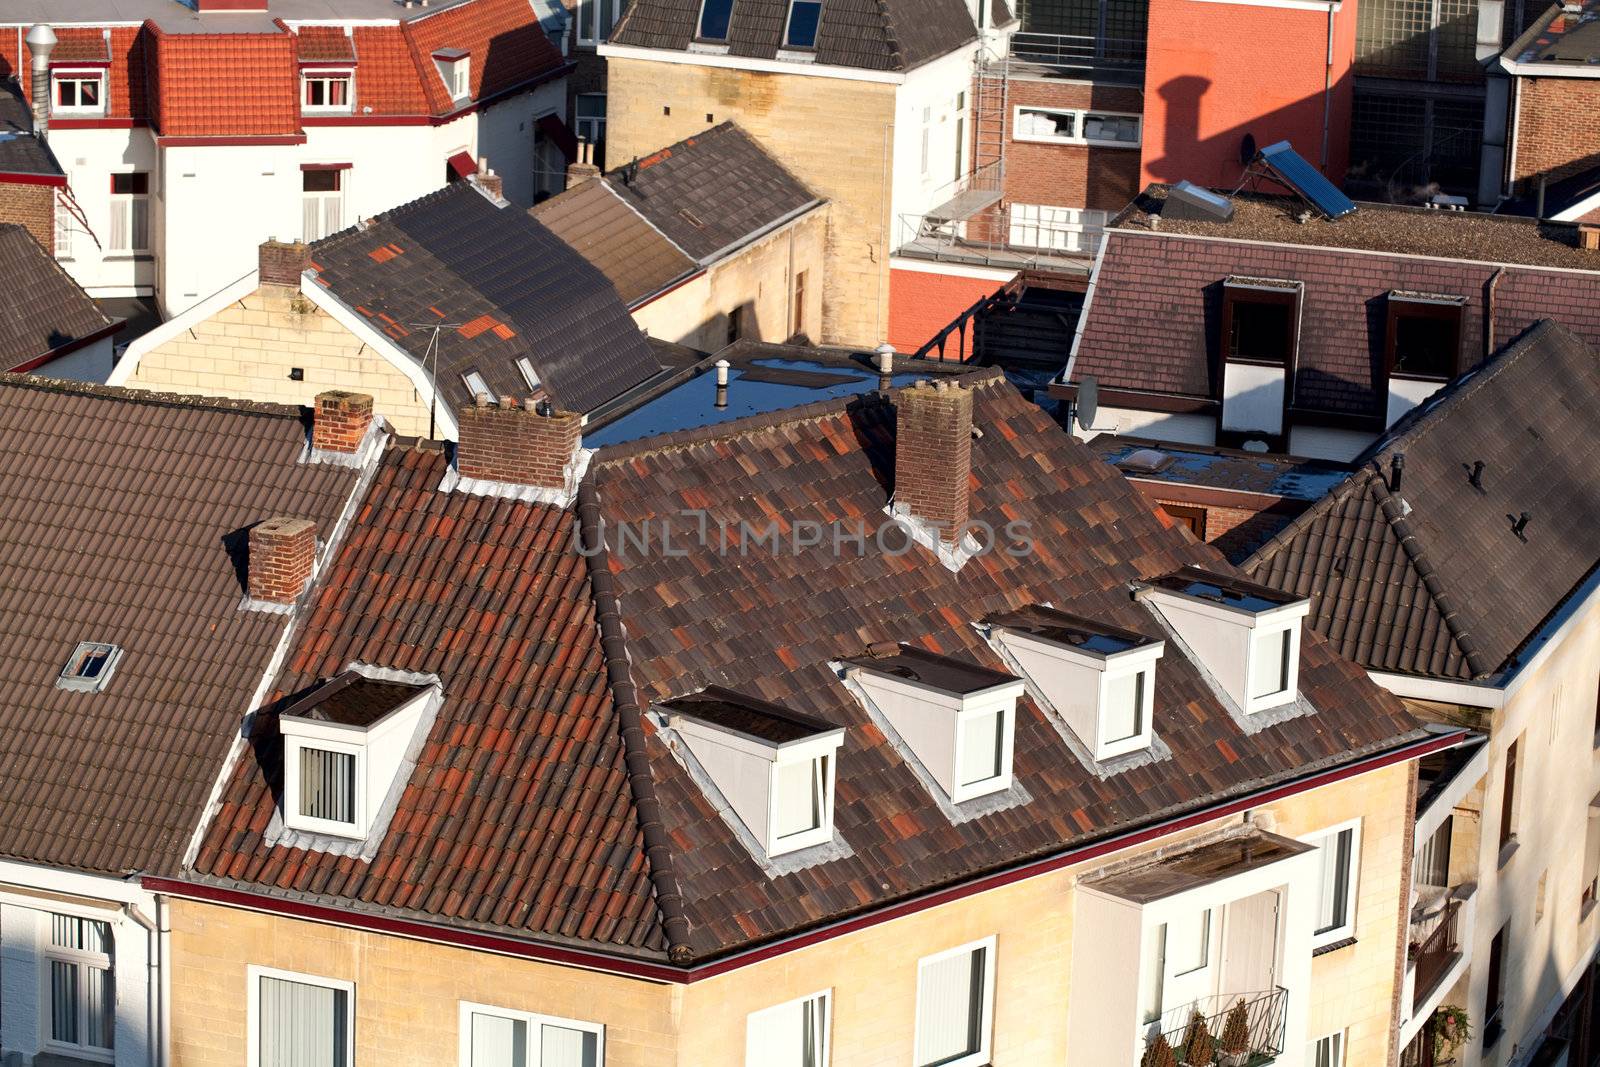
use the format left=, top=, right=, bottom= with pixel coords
left=843, top=644, right=1024, bottom=804
left=783, top=0, right=822, bottom=48
left=660, top=688, right=844, bottom=858
left=432, top=50, right=470, bottom=100
left=1222, top=279, right=1298, bottom=366
left=462, top=370, right=497, bottom=403
left=56, top=641, right=123, bottom=693
left=52, top=72, right=104, bottom=115
left=697, top=0, right=735, bottom=41
left=517, top=357, right=542, bottom=391
left=302, top=72, right=353, bottom=113
left=1386, top=293, right=1464, bottom=382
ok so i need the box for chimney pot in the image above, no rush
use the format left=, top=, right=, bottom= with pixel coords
left=259, top=240, right=311, bottom=288
left=566, top=141, right=603, bottom=187
left=457, top=399, right=582, bottom=490
left=313, top=391, right=374, bottom=454
left=894, top=380, right=974, bottom=546
left=248, top=517, right=317, bottom=605
left=1389, top=452, right=1405, bottom=493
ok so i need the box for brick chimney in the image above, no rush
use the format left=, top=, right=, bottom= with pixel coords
left=894, top=379, right=973, bottom=544
left=259, top=240, right=311, bottom=288
left=248, top=517, right=317, bottom=604
left=457, top=396, right=582, bottom=489
left=567, top=140, right=602, bottom=187
left=313, top=391, right=373, bottom=453
left=470, top=158, right=504, bottom=202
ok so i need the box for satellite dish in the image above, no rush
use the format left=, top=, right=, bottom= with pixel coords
left=1239, top=133, right=1258, bottom=166
left=1076, top=376, right=1099, bottom=432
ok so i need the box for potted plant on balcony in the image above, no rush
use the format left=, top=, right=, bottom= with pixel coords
left=1143, top=1034, right=1179, bottom=1067
left=1180, top=1010, right=1216, bottom=1066
left=1218, top=999, right=1251, bottom=1067
left=1432, top=1005, right=1472, bottom=1065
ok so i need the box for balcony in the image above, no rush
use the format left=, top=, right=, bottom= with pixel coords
left=1399, top=883, right=1477, bottom=1049
left=1142, top=988, right=1289, bottom=1066
left=1004, top=30, right=1146, bottom=80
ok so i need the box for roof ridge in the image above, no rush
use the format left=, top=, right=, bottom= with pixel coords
left=871, top=0, right=909, bottom=69
left=0, top=372, right=306, bottom=420
left=592, top=366, right=1005, bottom=466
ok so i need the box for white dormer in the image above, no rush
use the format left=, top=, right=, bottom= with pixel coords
left=1140, top=567, right=1311, bottom=714
left=279, top=669, right=439, bottom=839
left=843, top=645, right=1023, bottom=804
left=986, top=606, right=1163, bottom=761
left=432, top=48, right=471, bottom=101
left=661, top=688, right=845, bottom=857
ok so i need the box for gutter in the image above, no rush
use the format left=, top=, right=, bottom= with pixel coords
left=140, top=727, right=1462, bottom=982
left=8, top=318, right=125, bottom=374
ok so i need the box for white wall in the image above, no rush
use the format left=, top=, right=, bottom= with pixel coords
left=1074, top=406, right=1218, bottom=446
left=1221, top=362, right=1286, bottom=436
left=34, top=335, right=116, bottom=383
left=1386, top=377, right=1446, bottom=427
left=1286, top=424, right=1377, bottom=463
left=890, top=47, right=978, bottom=247
left=49, top=127, right=160, bottom=299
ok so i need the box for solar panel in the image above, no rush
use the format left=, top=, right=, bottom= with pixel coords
left=1257, top=141, right=1357, bottom=220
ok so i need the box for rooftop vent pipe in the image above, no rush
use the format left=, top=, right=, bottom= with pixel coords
left=1389, top=452, right=1405, bottom=493
left=24, top=25, right=55, bottom=141
left=1469, top=460, right=1485, bottom=491
left=1512, top=511, right=1531, bottom=542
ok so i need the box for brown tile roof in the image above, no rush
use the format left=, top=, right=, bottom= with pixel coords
left=531, top=179, right=696, bottom=307
left=1246, top=320, right=1600, bottom=680
left=0, top=377, right=363, bottom=875
left=0, top=225, right=120, bottom=370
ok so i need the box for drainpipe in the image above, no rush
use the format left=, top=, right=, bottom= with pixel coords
left=1320, top=6, right=1334, bottom=172
left=124, top=900, right=164, bottom=1067
left=1486, top=267, right=1506, bottom=358
left=24, top=24, right=55, bottom=140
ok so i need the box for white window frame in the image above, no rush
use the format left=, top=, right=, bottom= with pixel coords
left=247, top=965, right=355, bottom=1067
left=108, top=171, right=150, bottom=254
left=52, top=70, right=106, bottom=115
left=768, top=752, right=834, bottom=855
left=435, top=57, right=471, bottom=100
left=1309, top=1029, right=1346, bottom=1067
left=575, top=93, right=606, bottom=148
left=458, top=1001, right=605, bottom=1067
left=301, top=71, right=354, bottom=113
left=1304, top=818, right=1362, bottom=948
left=951, top=698, right=1016, bottom=802
left=462, top=370, right=498, bottom=403
left=781, top=0, right=823, bottom=49
left=42, top=909, right=116, bottom=1062
left=744, top=989, right=831, bottom=1067
left=695, top=0, right=735, bottom=42
left=913, top=936, right=997, bottom=1067
left=283, top=735, right=368, bottom=838
left=516, top=358, right=542, bottom=392
left=1245, top=621, right=1301, bottom=711
left=301, top=168, right=346, bottom=244
left=577, top=0, right=626, bottom=46
left=1012, top=105, right=1141, bottom=148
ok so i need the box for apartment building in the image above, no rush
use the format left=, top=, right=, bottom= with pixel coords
left=1246, top=320, right=1600, bottom=1067
left=1062, top=184, right=1600, bottom=460
left=0, top=0, right=572, bottom=316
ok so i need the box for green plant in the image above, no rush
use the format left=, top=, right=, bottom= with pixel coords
left=1220, top=999, right=1251, bottom=1055
left=1142, top=1034, right=1179, bottom=1067
left=1181, top=1010, right=1216, bottom=1066
left=1433, top=1004, right=1472, bottom=1059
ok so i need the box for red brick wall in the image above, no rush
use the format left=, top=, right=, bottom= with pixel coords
left=457, top=398, right=581, bottom=488
left=1002, top=79, right=1145, bottom=213
left=0, top=181, right=55, bottom=256
left=1511, top=77, right=1600, bottom=191
left=1141, top=0, right=1356, bottom=189
left=887, top=268, right=1006, bottom=357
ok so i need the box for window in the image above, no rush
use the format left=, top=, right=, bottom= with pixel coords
left=47, top=914, right=113, bottom=1057
left=791, top=270, right=807, bottom=339
left=1170, top=909, right=1211, bottom=975
left=1416, top=815, right=1452, bottom=888
left=1159, top=503, right=1206, bottom=539
left=299, top=747, right=357, bottom=825
left=109, top=172, right=149, bottom=253
left=249, top=967, right=352, bottom=1067
left=1385, top=294, right=1463, bottom=381
left=459, top=1002, right=603, bottom=1067
left=914, top=939, right=994, bottom=1067
left=726, top=305, right=745, bottom=347
left=1483, top=925, right=1507, bottom=1046
left=462, top=370, right=497, bottom=403
left=1224, top=284, right=1298, bottom=366
left=302, top=169, right=344, bottom=243
left=517, top=358, right=542, bottom=392
left=435, top=55, right=470, bottom=99
left=1249, top=628, right=1291, bottom=699
left=957, top=708, right=1005, bottom=788
left=1499, top=737, right=1519, bottom=853
left=697, top=0, right=735, bottom=41
left=55, top=195, right=73, bottom=259
left=53, top=73, right=104, bottom=114
left=302, top=74, right=353, bottom=112
left=1309, top=1031, right=1345, bottom=1067
left=576, top=94, right=607, bottom=169
left=745, top=991, right=829, bottom=1067
left=1013, top=106, right=1140, bottom=147
left=773, top=756, right=826, bottom=840
left=577, top=0, right=627, bottom=46
left=920, top=107, right=931, bottom=176
left=783, top=0, right=822, bottom=48
left=57, top=641, right=123, bottom=693
left=1308, top=821, right=1360, bottom=945
left=1102, top=669, right=1146, bottom=743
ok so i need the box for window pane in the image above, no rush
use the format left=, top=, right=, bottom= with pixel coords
left=785, top=0, right=822, bottom=47
left=52, top=914, right=112, bottom=954
left=259, top=976, right=347, bottom=1067
left=1229, top=298, right=1294, bottom=364
left=82, top=79, right=99, bottom=107
left=747, top=993, right=824, bottom=1067
left=540, top=1023, right=598, bottom=1067
left=85, top=965, right=114, bottom=1050
left=51, top=960, right=79, bottom=1045
left=773, top=758, right=822, bottom=839
left=957, top=709, right=1004, bottom=786
left=1170, top=909, right=1210, bottom=974
left=1315, top=829, right=1353, bottom=934
left=699, top=0, right=734, bottom=39
left=1103, top=671, right=1144, bottom=742
left=1250, top=630, right=1290, bottom=698
left=470, top=1012, right=528, bottom=1067
left=1392, top=312, right=1458, bottom=378
left=299, top=748, right=356, bottom=824
left=916, top=948, right=985, bottom=1066
left=303, top=170, right=340, bottom=193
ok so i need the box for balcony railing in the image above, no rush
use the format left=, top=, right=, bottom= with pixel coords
left=1411, top=899, right=1461, bottom=1003
left=1005, top=31, right=1146, bottom=73
left=1143, top=988, right=1289, bottom=1066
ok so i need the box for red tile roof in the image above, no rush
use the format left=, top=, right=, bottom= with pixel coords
left=294, top=26, right=357, bottom=64
left=50, top=31, right=112, bottom=66
left=147, top=26, right=301, bottom=138
left=402, top=0, right=565, bottom=114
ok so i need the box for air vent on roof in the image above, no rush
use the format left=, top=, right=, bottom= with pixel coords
left=1164, top=181, right=1234, bottom=223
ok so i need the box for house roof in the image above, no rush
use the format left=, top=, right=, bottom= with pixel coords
left=530, top=179, right=697, bottom=307
left=1245, top=320, right=1600, bottom=681
left=0, top=377, right=364, bottom=876
left=0, top=81, right=63, bottom=180
left=1503, top=0, right=1600, bottom=70
left=0, top=224, right=121, bottom=371
left=609, top=0, right=981, bottom=71
left=1072, top=190, right=1600, bottom=418
left=308, top=181, right=663, bottom=415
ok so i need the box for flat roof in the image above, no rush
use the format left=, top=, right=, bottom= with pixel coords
left=660, top=686, right=837, bottom=744
left=1145, top=566, right=1305, bottom=613
left=280, top=671, right=431, bottom=728
left=1087, top=831, right=1312, bottom=903
left=984, top=604, right=1157, bottom=656
left=1089, top=437, right=1352, bottom=503
left=843, top=644, right=1019, bottom=696
left=1114, top=185, right=1600, bottom=272
left=0, top=0, right=465, bottom=27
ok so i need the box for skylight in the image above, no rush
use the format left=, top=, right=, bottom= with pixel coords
left=697, top=0, right=735, bottom=41
left=462, top=370, right=497, bottom=403
left=784, top=0, right=822, bottom=48
left=56, top=641, right=123, bottom=693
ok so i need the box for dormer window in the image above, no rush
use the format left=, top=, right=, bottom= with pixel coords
left=697, top=0, right=735, bottom=41
left=53, top=72, right=104, bottom=115
left=1385, top=292, right=1464, bottom=382
left=432, top=49, right=470, bottom=100
left=660, top=688, right=843, bottom=858
left=842, top=644, right=1023, bottom=804
left=783, top=0, right=822, bottom=48
left=1222, top=278, right=1299, bottom=366
left=302, top=71, right=353, bottom=113
left=56, top=641, right=123, bottom=693
left=1141, top=567, right=1309, bottom=715
left=986, top=606, right=1161, bottom=761
left=278, top=670, right=438, bottom=840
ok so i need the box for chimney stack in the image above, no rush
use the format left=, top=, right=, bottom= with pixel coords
left=471, top=158, right=504, bottom=202
left=457, top=395, right=582, bottom=489
left=248, top=517, right=317, bottom=605
left=25, top=25, right=55, bottom=141
left=567, top=140, right=602, bottom=187
left=259, top=239, right=311, bottom=288
left=313, top=391, right=373, bottom=453
left=894, top=379, right=973, bottom=545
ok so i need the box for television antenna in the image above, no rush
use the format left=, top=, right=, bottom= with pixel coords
left=407, top=319, right=464, bottom=440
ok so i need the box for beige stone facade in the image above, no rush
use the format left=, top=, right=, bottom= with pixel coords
left=125, top=284, right=435, bottom=437
left=165, top=760, right=1414, bottom=1066
left=605, top=59, right=895, bottom=348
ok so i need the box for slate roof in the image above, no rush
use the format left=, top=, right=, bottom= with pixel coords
left=1246, top=320, right=1600, bottom=680
left=530, top=179, right=698, bottom=307
left=610, top=0, right=981, bottom=71
left=308, top=181, right=662, bottom=414
left=0, top=225, right=121, bottom=371
left=1504, top=0, right=1600, bottom=66
left=0, top=81, right=62, bottom=180
left=1073, top=191, right=1600, bottom=417
left=0, top=377, right=363, bottom=876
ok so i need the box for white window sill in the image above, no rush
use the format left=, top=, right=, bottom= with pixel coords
left=1014, top=134, right=1141, bottom=150
left=1311, top=928, right=1356, bottom=953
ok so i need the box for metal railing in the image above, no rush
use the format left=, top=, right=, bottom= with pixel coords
left=1411, top=900, right=1461, bottom=1003
left=1005, top=30, right=1146, bottom=72
left=1144, top=988, right=1289, bottom=1065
